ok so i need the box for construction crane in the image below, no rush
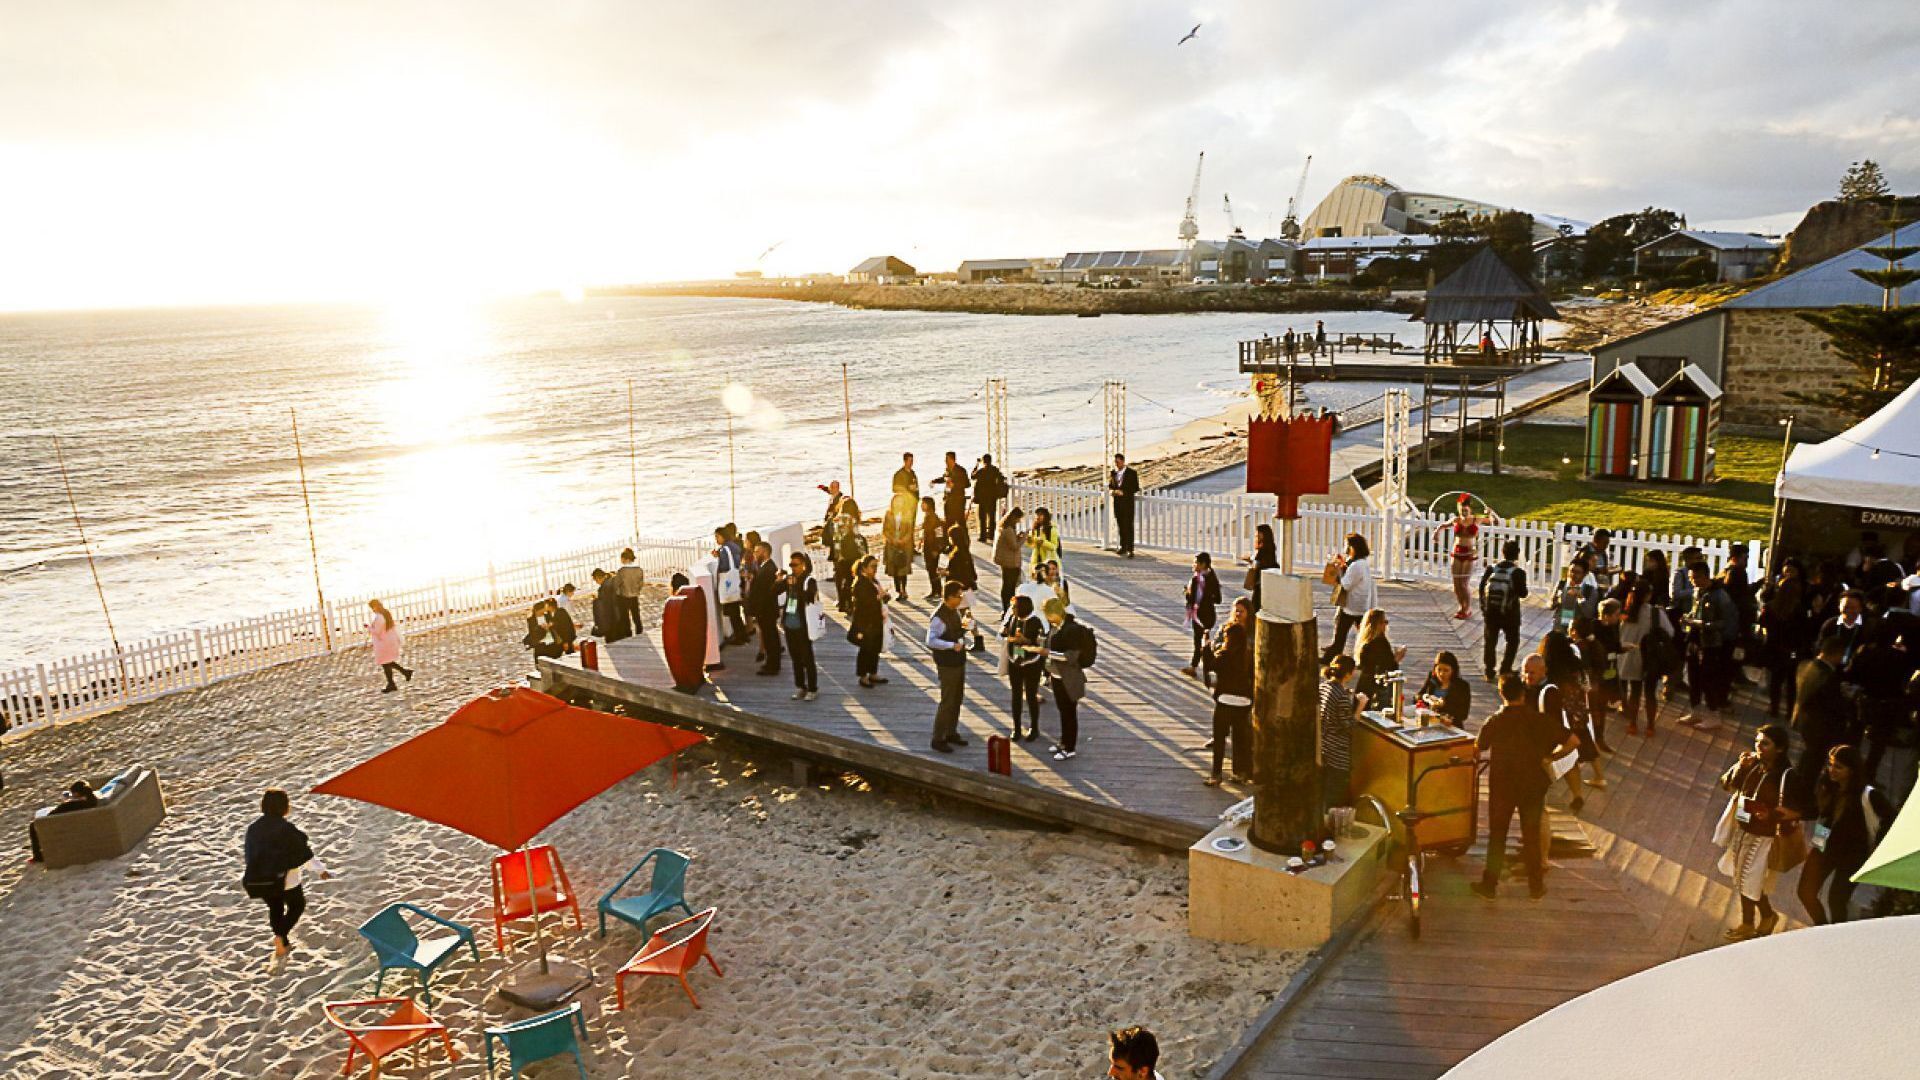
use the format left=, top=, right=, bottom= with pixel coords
left=1178, top=151, right=1204, bottom=249
left=1279, top=153, right=1313, bottom=240
left=1222, top=193, right=1245, bottom=240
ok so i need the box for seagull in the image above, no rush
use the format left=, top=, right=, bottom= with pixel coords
left=1177, top=23, right=1200, bottom=45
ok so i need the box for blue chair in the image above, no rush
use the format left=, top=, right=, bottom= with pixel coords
left=357, top=903, right=480, bottom=1005
left=597, top=848, right=695, bottom=937
left=485, top=1003, right=589, bottom=1078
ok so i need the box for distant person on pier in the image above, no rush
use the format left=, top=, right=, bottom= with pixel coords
left=615, top=547, right=647, bottom=633
left=1314, top=319, right=1327, bottom=357
left=850, top=555, right=892, bottom=689
left=944, top=525, right=986, bottom=652
left=1026, top=506, right=1061, bottom=571
left=1180, top=552, right=1222, bottom=679
left=919, top=495, right=944, bottom=600
left=1321, top=533, right=1376, bottom=662
left=1479, top=539, right=1529, bottom=681
left=366, top=600, right=413, bottom=693
left=778, top=551, right=819, bottom=700
left=1002, top=594, right=1048, bottom=743
left=1283, top=327, right=1297, bottom=361
left=1109, top=454, right=1140, bottom=557
left=590, top=568, right=632, bottom=643
left=972, top=454, right=1007, bottom=542
left=927, top=581, right=973, bottom=752
left=933, top=450, right=971, bottom=533
left=1043, top=597, right=1092, bottom=762
left=993, top=506, right=1026, bottom=614
left=882, top=499, right=915, bottom=596
left=747, top=541, right=784, bottom=676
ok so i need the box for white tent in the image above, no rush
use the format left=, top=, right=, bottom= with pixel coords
left=1776, top=378, right=1920, bottom=513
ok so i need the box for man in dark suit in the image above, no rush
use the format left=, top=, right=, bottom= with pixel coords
left=1109, top=453, right=1140, bottom=557
left=1791, top=632, right=1850, bottom=802
left=971, top=454, right=1006, bottom=543
left=1818, top=590, right=1875, bottom=682
left=934, top=450, right=969, bottom=534
left=1472, top=673, right=1575, bottom=901
left=745, top=541, right=783, bottom=675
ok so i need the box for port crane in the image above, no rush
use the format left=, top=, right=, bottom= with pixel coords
left=1279, top=154, right=1313, bottom=240
left=1222, top=193, right=1246, bottom=240
left=1178, top=151, right=1204, bottom=249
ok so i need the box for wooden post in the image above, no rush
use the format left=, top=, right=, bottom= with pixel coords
left=1250, top=573, right=1322, bottom=854
left=841, top=361, right=856, bottom=501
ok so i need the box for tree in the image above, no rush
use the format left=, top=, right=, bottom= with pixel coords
left=1840, top=160, right=1892, bottom=202
left=1579, top=207, right=1685, bottom=278
left=1794, top=226, right=1920, bottom=420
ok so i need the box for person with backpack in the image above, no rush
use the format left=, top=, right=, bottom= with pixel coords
left=1479, top=540, right=1529, bottom=681
left=1796, top=744, right=1892, bottom=925
left=1551, top=557, right=1599, bottom=632
left=1680, top=563, right=1739, bottom=732
left=1181, top=552, right=1223, bottom=679
left=1617, top=581, right=1675, bottom=736
left=1043, top=597, right=1094, bottom=761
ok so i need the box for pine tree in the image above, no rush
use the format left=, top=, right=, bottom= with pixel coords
left=1839, top=160, right=1891, bottom=202
left=1794, top=223, right=1920, bottom=419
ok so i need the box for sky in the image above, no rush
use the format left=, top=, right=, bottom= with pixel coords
left=2, top=0, right=1917, bottom=312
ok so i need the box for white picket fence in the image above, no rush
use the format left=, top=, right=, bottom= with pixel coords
left=1007, top=479, right=1764, bottom=593
left=0, top=535, right=709, bottom=736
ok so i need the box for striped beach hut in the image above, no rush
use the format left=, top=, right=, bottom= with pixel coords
left=1646, top=364, right=1722, bottom=485
left=1586, top=362, right=1656, bottom=480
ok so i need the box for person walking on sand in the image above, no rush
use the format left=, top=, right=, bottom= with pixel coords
left=850, top=555, right=892, bottom=689
left=993, top=506, right=1026, bottom=615
left=972, top=454, right=1007, bottom=542
left=1471, top=673, right=1572, bottom=902
left=919, top=495, right=944, bottom=601
left=1109, top=453, right=1140, bottom=557
left=778, top=551, right=819, bottom=700
left=1003, top=594, right=1048, bottom=743
left=367, top=600, right=413, bottom=693
left=933, top=450, right=970, bottom=534
left=1044, top=597, right=1092, bottom=761
left=1181, top=552, right=1222, bottom=678
left=243, top=788, right=326, bottom=959
left=927, top=581, right=972, bottom=752
left=747, top=541, right=783, bottom=676
left=615, top=547, right=647, bottom=633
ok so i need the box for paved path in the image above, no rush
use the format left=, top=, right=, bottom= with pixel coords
left=1172, top=357, right=1592, bottom=497
left=1227, top=589, right=1822, bottom=1078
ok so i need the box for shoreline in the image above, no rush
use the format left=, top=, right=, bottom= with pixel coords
left=594, top=281, right=1412, bottom=318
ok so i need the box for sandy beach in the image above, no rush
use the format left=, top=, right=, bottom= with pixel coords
left=0, top=594, right=1300, bottom=1078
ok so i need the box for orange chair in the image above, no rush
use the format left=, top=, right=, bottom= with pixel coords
left=615, top=907, right=723, bottom=1010
left=491, top=845, right=582, bottom=953
left=322, top=997, right=460, bottom=1078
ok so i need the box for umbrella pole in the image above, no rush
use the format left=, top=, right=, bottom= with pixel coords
left=526, top=846, right=551, bottom=976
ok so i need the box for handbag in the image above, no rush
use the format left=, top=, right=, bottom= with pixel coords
left=1331, top=583, right=1349, bottom=610
left=718, top=567, right=743, bottom=605
left=806, top=601, right=827, bottom=642
left=1767, top=768, right=1808, bottom=872
left=1321, top=557, right=1343, bottom=587
left=1711, top=794, right=1740, bottom=849
left=1243, top=565, right=1260, bottom=591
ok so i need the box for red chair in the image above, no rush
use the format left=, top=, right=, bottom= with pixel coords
left=615, top=907, right=724, bottom=1010
left=322, top=997, right=460, bottom=1078
left=491, top=845, right=582, bottom=953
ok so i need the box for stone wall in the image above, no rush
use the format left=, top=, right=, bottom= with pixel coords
left=1721, top=309, right=1854, bottom=434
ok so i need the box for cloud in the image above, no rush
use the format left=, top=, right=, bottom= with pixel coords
left=0, top=0, right=1915, bottom=308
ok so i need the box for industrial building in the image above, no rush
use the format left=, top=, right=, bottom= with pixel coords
left=956, top=258, right=1048, bottom=284
left=1297, top=235, right=1440, bottom=280
left=1044, top=249, right=1189, bottom=284
left=1631, top=230, right=1780, bottom=283
left=846, top=256, right=917, bottom=284
left=1299, top=174, right=1587, bottom=244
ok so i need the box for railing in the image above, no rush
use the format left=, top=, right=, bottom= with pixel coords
left=1005, top=479, right=1765, bottom=592
left=0, top=535, right=709, bottom=737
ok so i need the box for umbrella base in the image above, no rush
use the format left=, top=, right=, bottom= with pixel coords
left=497, top=957, right=593, bottom=1012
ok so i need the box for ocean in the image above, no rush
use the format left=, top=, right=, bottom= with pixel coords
left=0, top=295, right=1413, bottom=669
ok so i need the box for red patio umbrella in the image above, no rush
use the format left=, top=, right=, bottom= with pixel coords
left=313, top=687, right=706, bottom=990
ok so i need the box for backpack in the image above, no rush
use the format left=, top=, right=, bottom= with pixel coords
left=1482, top=564, right=1519, bottom=615
left=1077, top=623, right=1098, bottom=669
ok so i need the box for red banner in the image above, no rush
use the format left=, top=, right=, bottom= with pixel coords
left=1247, top=414, right=1333, bottom=519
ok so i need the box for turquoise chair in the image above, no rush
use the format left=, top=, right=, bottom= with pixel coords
left=485, top=1003, right=589, bottom=1078
left=357, top=903, right=479, bottom=1005
left=596, top=848, right=694, bottom=937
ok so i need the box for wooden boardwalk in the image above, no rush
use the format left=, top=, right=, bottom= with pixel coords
left=1224, top=586, right=1818, bottom=1079
left=546, top=540, right=1249, bottom=849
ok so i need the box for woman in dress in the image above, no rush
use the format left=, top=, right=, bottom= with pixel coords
left=367, top=599, right=412, bottom=693
left=1617, top=581, right=1673, bottom=736
left=1796, top=744, right=1893, bottom=925
left=1204, top=598, right=1256, bottom=786
left=1417, top=650, right=1473, bottom=728
left=779, top=551, right=819, bottom=701
left=242, top=788, right=323, bottom=959
left=1353, top=608, right=1406, bottom=707
left=1002, top=594, right=1048, bottom=743
left=1317, top=655, right=1365, bottom=809
left=1717, top=724, right=1798, bottom=940
left=1025, top=506, right=1061, bottom=572
left=850, top=554, right=891, bottom=689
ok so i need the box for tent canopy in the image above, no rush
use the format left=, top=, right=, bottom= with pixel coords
left=1776, top=378, right=1920, bottom=514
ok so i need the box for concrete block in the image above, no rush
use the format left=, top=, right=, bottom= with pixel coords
left=1188, top=818, right=1389, bottom=950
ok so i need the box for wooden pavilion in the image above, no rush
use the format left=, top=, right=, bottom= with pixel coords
left=1415, top=246, right=1558, bottom=365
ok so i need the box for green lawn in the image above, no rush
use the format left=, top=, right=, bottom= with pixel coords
left=1406, top=423, right=1795, bottom=540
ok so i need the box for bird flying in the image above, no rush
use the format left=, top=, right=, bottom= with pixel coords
left=1177, top=23, right=1200, bottom=45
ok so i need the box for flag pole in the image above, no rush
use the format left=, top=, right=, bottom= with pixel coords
left=290, top=408, right=331, bottom=650
left=726, top=396, right=738, bottom=523
left=627, top=378, right=640, bottom=542
left=53, top=435, right=128, bottom=698
left=841, top=361, right=856, bottom=500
